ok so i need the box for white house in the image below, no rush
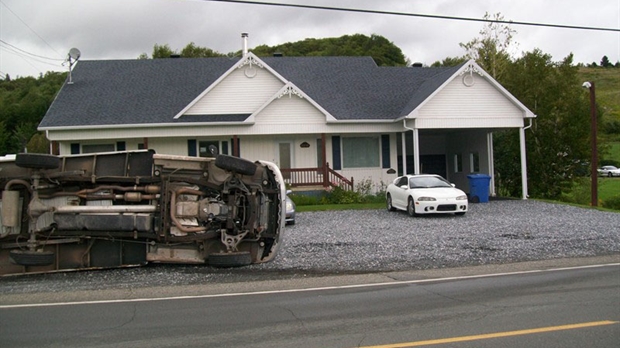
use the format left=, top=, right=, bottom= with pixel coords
left=39, top=44, right=535, bottom=198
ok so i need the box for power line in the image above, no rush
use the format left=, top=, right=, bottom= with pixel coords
left=0, top=0, right=63, bottom=58
left=0, top=40, right=65, bottom=62
left=205, top=0, right=620, bottom=33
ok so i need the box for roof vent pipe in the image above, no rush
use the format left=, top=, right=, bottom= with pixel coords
left=241, top=33, right=249, bottom=56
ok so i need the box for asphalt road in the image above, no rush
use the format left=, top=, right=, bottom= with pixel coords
left=1, top=258, right=618, bottom=348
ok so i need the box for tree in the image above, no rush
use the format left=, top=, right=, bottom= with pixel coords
left=496, top=51, right=597, bottom=198
left=460, top=12, right=517, bottom=80
left=251, top=34, right=407, bottom=66
left=600, top=55, right=612, bottom=68
left=431, top=56, right=467, bottom=67
left=139, top=43, right=226, bottom=59
left=151, top=44, right=175, bottom=59
left=180, top=42, right=226, bottom=58
left=0, top=72, right=66, bottom=155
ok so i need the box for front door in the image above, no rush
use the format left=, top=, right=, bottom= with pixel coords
left=278, top=142, right=292, bottom=179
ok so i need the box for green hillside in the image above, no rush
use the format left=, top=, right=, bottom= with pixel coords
left=578, top=67, right=620, bottom=163
left=578, top=67, right=620, bottom=121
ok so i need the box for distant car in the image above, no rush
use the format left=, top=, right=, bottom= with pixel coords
left=285, top=190, right=296, bottom=225
left=386, top=174, right=468, bottom=216
left=598, top=165, right=620, bottom=177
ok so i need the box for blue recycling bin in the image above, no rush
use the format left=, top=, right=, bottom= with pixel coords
left=467, top=174, right=491, bottom=203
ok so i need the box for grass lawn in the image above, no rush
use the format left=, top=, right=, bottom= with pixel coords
left=599, top=177, right=620, bottom=201
left=296, top=202, right=385, bottom=212
left=606, top=142, right=620, bottom=162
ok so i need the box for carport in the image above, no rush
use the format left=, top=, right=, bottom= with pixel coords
left=396, top=62, right=535, bottom=199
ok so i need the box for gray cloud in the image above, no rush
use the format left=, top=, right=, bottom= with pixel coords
left=1, top=0, right=618, bottom=78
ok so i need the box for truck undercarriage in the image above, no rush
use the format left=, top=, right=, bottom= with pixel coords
left=0, top=150, right=285, bottom=276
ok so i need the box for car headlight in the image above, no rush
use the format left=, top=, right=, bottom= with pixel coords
left=417, top=197, right=436, bottom=201
left=456, top=195, right=468, bottom=200
left=286, top=201, right=294, bottom=211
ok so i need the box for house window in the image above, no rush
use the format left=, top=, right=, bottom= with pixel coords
left=454, top=154, right=463, bottom=173
left=82, top=144, right=115, bottom=154
left=470, top=152, right=480, bottom=173
left=342, top=137, right=379, bottom=168
left=199, top=140, right=229, bottom=157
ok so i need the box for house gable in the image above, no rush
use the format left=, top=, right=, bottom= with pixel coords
left=246, top=83, right=334, bottom=134
left=407, top=60, right=535, bottom=129
left=175, top=53, right=287, bottom=119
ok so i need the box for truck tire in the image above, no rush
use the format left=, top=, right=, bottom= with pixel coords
left=15, top=153, right=60, bottom=170
left=9, top=250, right=55, bottom=266
left=215, top=155, right=257, bottom=176
left=208, top=251, right=252, bottom=267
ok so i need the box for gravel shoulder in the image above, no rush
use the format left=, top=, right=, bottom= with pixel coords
left=1, top=200, right=619, bottom=299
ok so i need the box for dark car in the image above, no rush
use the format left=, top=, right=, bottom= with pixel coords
left=285, top=190, right=296, bottom=225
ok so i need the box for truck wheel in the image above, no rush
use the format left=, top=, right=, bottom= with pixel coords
left=215, top=155, right=257, bottom=176
left=208, top=251, right=252, bottom=267
left=15, top=153, right=60, bottom=170
left=9, top=250, right=55, bottom=266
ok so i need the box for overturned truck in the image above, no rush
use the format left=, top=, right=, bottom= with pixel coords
left=0, top=150, right=286, bottom=276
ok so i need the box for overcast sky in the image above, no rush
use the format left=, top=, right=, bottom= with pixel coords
left=1, top=0, right=619, bottom=79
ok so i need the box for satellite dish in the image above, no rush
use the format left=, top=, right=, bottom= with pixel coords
left=69, top=48, right=81, bottom=60
left=67, top=48, right=81, bottom=84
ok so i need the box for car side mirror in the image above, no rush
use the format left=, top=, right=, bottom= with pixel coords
left=451, top=183, right=456, bottom=187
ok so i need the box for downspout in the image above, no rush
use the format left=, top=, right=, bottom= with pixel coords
left=402, top=119, right=419, bottom=175
left=520, top=118, right=533, bottom=200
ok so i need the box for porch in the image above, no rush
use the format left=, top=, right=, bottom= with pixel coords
left=280, top=163, right=354, bottom=191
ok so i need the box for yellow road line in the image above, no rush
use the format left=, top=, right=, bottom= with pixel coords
left=360, top=320, right=619, bottom=348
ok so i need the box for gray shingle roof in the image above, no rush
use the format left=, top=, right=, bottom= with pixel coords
left=39, top=56, right=463, bottom=128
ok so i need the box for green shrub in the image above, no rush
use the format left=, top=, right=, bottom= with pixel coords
left=602, top=195, right=620, bottom=210
left=559, top=177, right=592, bottom=206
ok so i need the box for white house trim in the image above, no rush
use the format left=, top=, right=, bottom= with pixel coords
left=404, top=60, right=536, bottom=120
left=173, top=53, right=288, bottom=119
left=249, top=81, right=337, bottom=123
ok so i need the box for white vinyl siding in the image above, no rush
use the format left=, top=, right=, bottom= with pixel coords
left=184, top=67, right=284, bottom=115
left=416, top=74, right=525, bottom=129
left=255, top=93, right=325, bottom=126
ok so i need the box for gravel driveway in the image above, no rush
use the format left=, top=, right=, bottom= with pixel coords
left=1, top=200, right=619, bottom=293
left=265, top=199, right=620, bottom=272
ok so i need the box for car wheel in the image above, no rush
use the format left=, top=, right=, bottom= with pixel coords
left=15, top=153, right=60, bottom=170
left=208, top=251, right=252, bottom=267
left=386, top=194, right=396, bottom=212
left=608, top=172, right=613, bottom=178
left=9, top=250, right=55, bottom=266
left=214, top=155, right=257, bottom=176
left=407, top=197, right=417, bottom=217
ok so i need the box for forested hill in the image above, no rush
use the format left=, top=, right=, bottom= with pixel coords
left=144, top=34, right=408, bottom=67
left=251, top=34, right=408, bottom=66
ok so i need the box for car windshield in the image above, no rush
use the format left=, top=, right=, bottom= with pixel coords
left=409, top=176, right=451, bottom=188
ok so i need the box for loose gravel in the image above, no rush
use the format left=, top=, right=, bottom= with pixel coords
left=1, top=200, right=619, bottom=293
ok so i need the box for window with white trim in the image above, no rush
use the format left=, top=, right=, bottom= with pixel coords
left=342, top=137, right=380, bottom=168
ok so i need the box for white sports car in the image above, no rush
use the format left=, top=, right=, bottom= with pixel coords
left=386, top=174, right=468, bottom=216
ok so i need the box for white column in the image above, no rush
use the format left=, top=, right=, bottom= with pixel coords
left=519, top=127, right=529, bottom=199
left=401, top=132, right=407, bottom=175
left=487, top=132, right=495, bottom=196
left=413, top=128, right=420, bottom=174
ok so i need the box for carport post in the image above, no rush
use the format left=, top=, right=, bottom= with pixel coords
left=519, top=126, right=529, bottom=199
left=401, top=130, right=407, bottom=175
left=413, top=128, right=420, bottom=174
